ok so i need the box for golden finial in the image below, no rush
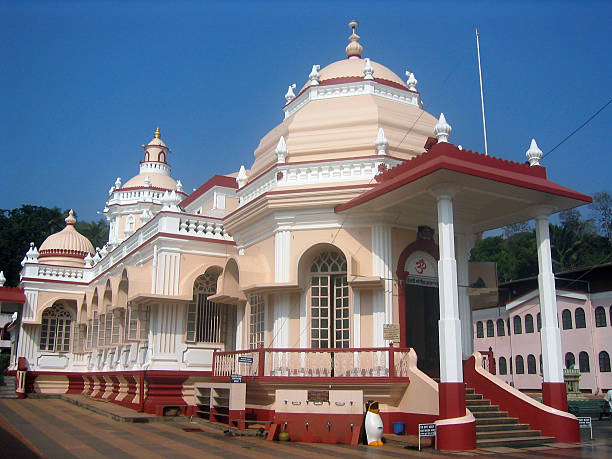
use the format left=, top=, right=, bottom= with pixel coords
left=154, top=127, right=161, bottom=139
left=346, top=20, right=363, bottom=59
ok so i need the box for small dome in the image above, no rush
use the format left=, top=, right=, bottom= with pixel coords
left=301, top=58, right=407, bottom=92
left=39, top=210, right=95, bottom=265
left=123, top=172, right=177, bottom=190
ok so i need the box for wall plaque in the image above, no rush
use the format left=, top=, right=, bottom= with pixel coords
left=307, top=390, right=329, bottom=403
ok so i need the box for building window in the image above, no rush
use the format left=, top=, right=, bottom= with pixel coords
left=515, top=355, right=524, bottom=374
left=527, top=354, right=536, bottom=374
left=499, top=357, right=507, bottom=375
left=72, top=324, right=87, bottom=353
left=97, top=313, right=106, bottom=347
left=40, top=303, right=72, bottom=352
left=509, top=358, right=513, bottom=374
left=87, top=311, right=99, bottom=348
left=595, top=307, right=607, bottom=327
left=486, top=320, right=494, bottom=337
left=565, top=352, right=575, bottom=369
left=525, top=314, right=534, bottom=333
left=539, top=354, right=543, bottom=374
left=125, top=304, right=150, bottom=341
left=562, top=309, right=572, bottom=330
left=507, top=318, right=511, bottom=336
left=579, top=351, right=590, bottom=373
left=496, top=319, right=505, bottom=337
left=513, top=316, right=522, bottom=334
left=248, top=294, right=265, bottom=349
left=600, top=351, right=611, bottom=372
left=186, top=272, right=227, bottom=343
left=575, top=308, right=586, bottom=328
left=476, top=321, right=484, bottom=338
left=537, top=312, right=541, bottom=332
left=310, top=250, right=349, bottom=349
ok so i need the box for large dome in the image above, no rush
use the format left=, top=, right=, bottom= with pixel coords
left=39, top=210, right=94, bottom=267
left=123, top=172, right=177, bottom=190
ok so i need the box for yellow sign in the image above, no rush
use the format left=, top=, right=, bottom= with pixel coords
left=383, top=324, right=400, bottom=341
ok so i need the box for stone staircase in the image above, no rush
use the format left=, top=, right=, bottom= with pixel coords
left=466, top=386, right=555, bottom=448
left=0, top=375, right=17, bottom=399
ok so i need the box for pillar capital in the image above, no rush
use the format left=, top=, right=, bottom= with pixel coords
left=429, top=184, right=460, bottom=200
left=529, top=205, right=557, bottom=221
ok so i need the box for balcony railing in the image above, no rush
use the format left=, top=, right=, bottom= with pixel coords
left=213, top=345, right=412, bottom=379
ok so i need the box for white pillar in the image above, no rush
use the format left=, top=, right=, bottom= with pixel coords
left=274, top=230, right=291, bottom=283
left=272, top=294, right=290, bottom=348
left=456, top=233, right=476, bottom=358
left=535, top=212, right=564, bottom=384
left=235, top=303, right=245, bottom=350
left=434, top=187, right=464, bottom=383
left=273, top=229, right=291, bottom=347
left=372, top=223, right=393, bottom=346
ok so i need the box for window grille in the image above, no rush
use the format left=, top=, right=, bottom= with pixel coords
left=496, top=319, right=505, bottom=337
left=248, top=295, right=265, bottom=349
left=527, top=354, right=536, bottom=374
left=476, top=321, right=484, bottom=338
left=595, top=307, right=607, bottom=327
left=309, top=250, right=349, bottom=349
left=515, top=355, right=524, bottom=374
left=575, top=308, right=586, bottom=328
left=565, top=352, right=575, bottom=369
left=600, top=351, right=611, bottom=372
left=525, top=314, right=534, bottom=333
left=513, top=316, right=522, bottom=334
left=579, top=351, right=590, bottom=373
left=73, top=324, right=87, bottom=353
left=39, top=303, right=72, bottom=352
left=498, top=357, right=507, bottom=375
left=97, top=314, right=106, bottom=347
left=562, top=309, right=572, bottom=329
left=486, top=320, right=494, bottom=337
left=186, top=272, right=227, bottom=343
left=125, top=304, right=150, bottom=341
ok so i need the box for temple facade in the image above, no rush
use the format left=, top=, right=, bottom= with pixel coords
left=6, top=23, right=592, bottom=450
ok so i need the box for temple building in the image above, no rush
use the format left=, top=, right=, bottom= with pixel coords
left=6, top=23, right=592, bottom=450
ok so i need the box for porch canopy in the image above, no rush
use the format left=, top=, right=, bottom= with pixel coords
left=335, top=142, right=591, bottom=231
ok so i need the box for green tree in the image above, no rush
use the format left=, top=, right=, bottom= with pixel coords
left=75, top=218, right=109, bottom=250
left=591, top=191, right=612, bottom=241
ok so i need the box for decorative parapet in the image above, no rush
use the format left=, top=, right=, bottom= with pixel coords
left=283, top=79, right=422, bottom=119
left=237, top=156, right=402, bottom=207
left=178, top=216, right=232, bottom=240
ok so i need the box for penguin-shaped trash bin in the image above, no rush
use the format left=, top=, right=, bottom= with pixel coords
left=363, top=400, right=384, bottom=446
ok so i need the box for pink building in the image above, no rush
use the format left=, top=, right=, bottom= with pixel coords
left=473, top=263, right=612, bottom=393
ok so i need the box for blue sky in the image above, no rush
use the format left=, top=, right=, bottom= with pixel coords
left=1, top=1, right=610, bottom=223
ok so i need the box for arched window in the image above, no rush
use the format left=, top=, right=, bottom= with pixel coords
left=310, top=250, right=348, bottom=348
left=579, top=351, right=590, bottom=373
left=513, top=316, right=522, bottom=334
left=186, top=270, right=227, bottom=343
left=496, top=319, right=505, bottom=337
left=525, top=314, right=534, bottom=333
left=486, top=320, right=494, bottom=337
left=562, top=309, right=572, bottom=330
left=516, top=355, right=524, bottom=374
left=539, top=354, right=543, bottom=374
left=40, top=303, right=72, bottom=352
left=509, top=357, right=513, bottom=374
left=595, top=307, right=607, bottom=327
left=537, top=312, right=541, bottom=332
left=575, top=308, right=586, bottom=328
left=507, top=318, right=511, bottom=336
left=565, top=352, right=575, bottom=369
left=499, top=357, right=507, bottom=375
left=527, top=354, right=536, bottom=374
left=600, top=351, right=611, bottom=372
left=476, top=321, right=484, bottom=338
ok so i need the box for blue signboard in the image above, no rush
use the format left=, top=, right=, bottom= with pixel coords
left=238, top=356, right=254, bottom=363
left=230, top=374, right=242, bottom=383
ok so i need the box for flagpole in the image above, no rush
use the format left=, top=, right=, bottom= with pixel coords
left=476, top=28, right=489, bottom=156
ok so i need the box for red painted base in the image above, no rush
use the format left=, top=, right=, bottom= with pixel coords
left=439, top=382, right=466, bottom=419
left=273, top=413, right=363, bottom=444
left=542, top=382, right=569, bottom=412
left=437, top=418, right=476, bottom=451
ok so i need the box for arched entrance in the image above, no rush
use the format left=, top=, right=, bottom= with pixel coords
left=397, top=238, right=440, bottom=377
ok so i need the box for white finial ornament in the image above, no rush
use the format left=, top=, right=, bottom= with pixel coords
left=309, top=65, right=321, bottom=86
left=144, top=176, right=151, bottom=187
left=0, top=271, right=5, bottom=286
left=525, top=138, right=543, bottom=166
left=285, top=84, right=297, bottom=103
left=405, top=71, right=418, bottom=91
left=115, top=177, right=122, bottom=189
left=176, top=180, right=183, bottom=193
left=363, top=58, right=374, bottom=80
left=237, top=165, right=248, bottom=188
left=275, top=136, right=288, bottom=164
left=434, top=113, right=452, bottom=143
left=84, top=253, right=93, bottom=268
left=26, top=242, right=39, bottom=263
left=374, top=128, right=388, bottom=155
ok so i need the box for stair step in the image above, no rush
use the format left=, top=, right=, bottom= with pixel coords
left=477, top=429, right=541, bottom=440
left=472, top=410, right=508, bottom=418
left=465, top=388, right=475, bottom=394
left=465, top=394, right=483, bottom=401
left=467, top=404, right=497, bottom=411
left=476, top=423, right=530, bottom=432
left=476, top=436, right=556, bottom=448
left=466, top=398, right=490, bottom=405
left=475, top=416, right=519, bottom=425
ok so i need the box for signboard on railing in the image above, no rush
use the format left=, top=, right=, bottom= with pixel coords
left=238, top=356, right=253, bottom=363
left=578, top=417, right=592, bottom=439
left=418, top=423, right=436, bottom=450
left=231, top=374, right=242, bottom=383
left=383, top=324, right=400, bottom=341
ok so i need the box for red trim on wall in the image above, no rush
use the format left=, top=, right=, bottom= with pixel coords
left=0, top=287, right=26, bottom=303
left=396, top=239, right=439, bottom=347
left=108, top=375, right=120, bottom=401
left=180, top=175, right=238, bottom=207
left=463, top=356, right=579, bottom=443
left=436, top=419, right=476, bottom=451
left=142, top=373, right=188, bottom=414
left=66, top=374, right=85, bottom=394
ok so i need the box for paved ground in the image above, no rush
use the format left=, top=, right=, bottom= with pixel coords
left=1, top=398, right=611, bottom=458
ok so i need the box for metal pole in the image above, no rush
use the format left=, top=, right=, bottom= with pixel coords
left=476, top=28, right=489, bottom=156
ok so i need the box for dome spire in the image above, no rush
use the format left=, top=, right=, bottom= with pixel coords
left=346, top=20, right=363, bottom=59
left=154, top=127, right=161, bottom=139
left=65, top=209, right=76, bottom=226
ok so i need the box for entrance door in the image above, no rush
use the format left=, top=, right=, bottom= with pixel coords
left=405, top=283, right=440, bottom=377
